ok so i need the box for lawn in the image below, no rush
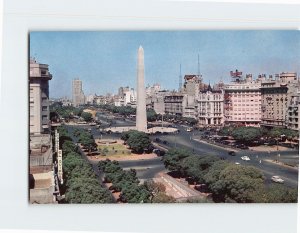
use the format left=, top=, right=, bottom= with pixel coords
left=98, top=143, right=131, bottom=156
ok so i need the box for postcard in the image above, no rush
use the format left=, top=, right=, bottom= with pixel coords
left=29, top=31, right=299, bottom=204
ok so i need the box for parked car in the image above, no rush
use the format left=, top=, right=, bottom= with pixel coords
left=271, top=176, right=284, bottom=184
left=228, top=151, right=236, bottom=156
left=155, top=138, right=161, bottom=142
left=236, top=144, right=249, bottom=149
left=241, top=156, right=250, bottom=161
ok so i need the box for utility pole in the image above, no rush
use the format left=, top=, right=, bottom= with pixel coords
left=179, top=64, right=182, bottom=91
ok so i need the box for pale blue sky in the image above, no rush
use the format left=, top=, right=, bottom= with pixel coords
left=29, top=31, right=300, bottom=98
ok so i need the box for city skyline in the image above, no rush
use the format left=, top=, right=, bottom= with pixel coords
left=30, top=30, right=300, bottom=98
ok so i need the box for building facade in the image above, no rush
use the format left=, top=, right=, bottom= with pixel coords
left=261, top=72, right=299, bottom=128
left=286, top=90, right=300, bottom=131
left=164, top=93, right=184, bottom=116
left=29, top=58, right=55, bottom=204
left=146, top=90, right=168, bottom=115
left=197, top=85, right=224, bottom=127
left=224, top=74, right=262, bottom=127
left=29, top=58, right=52, bottom=134
left=72, top=78, right=85, bottom=107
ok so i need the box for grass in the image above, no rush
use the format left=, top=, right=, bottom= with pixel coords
left=98, top=143, right=131, bottom=156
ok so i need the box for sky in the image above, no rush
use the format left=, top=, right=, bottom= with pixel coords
left=29, top=31, right=300, bottom=98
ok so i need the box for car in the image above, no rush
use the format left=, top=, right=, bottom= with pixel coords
left=271, top=176, right=284, bottom=184
left=186, top=128, right=192, bottom=132
left=241, top=156, right=250, bottom=161
left=228, top=151, right=236, bottom=156
left=235, top=162, right=240, bottom=165
left=239, top=145, right=249, bottom=150
left=155, top=138, right=161, bottom=142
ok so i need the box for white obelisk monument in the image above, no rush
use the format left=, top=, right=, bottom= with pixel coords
left=136, top=46, right=147, bottom=132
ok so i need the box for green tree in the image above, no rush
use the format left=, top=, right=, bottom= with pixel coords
left=120, top=183, right=151, bottom=203
left=126, top=131, right=151, bottom=154
left=232, top=126, right=262, bottom=144
left=162, top=148, right=190, bottom=173
left=181, top=155, right=220, bottom=183
left=219, top=126, right=234, bottom=136
left=213, top=165, right=265, bottom=203
left=81, top=112, right=93, bottom=122
left=265, top=184, right=298, bottom=203
left=147, top=109, right=157, bottom=122
left=62, top=141, right=78, bottom=155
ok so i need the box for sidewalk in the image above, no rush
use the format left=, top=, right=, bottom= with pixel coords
left=193, top=138, right=238, bottom=152
left=249, top=145, right=294, bottom=152
left=264, top=159, right=299, bottom=170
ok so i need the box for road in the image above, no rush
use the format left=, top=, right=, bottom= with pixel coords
left=150, top=124, right=299, bottom=188
left=70, top=111, right=299, bottom=188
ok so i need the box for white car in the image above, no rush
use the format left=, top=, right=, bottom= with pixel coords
left=241, top=156, right=250, bottom=161
left=271, top=176, right=284, bottom=184
left=235, top=162, right=240, bottom=165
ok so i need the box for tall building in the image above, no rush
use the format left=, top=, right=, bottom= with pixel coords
left=146, top=90, right=169, bottom=115
left=224, top=72, right=262, bottom=127
left=181, top=75, right=201, bottom=119
left=29, top=58, right=55, bottom=204
left=261, top=72, right=299, bottom=128
left=197, top=84, right=224, bottom=127
left=72, top=78, right=85, bottom=107
left=164, top=92, right=184, bottom=116
left=29, top=58, right=52, bottom=134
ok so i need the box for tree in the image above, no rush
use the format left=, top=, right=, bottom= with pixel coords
left=181, top=155, right=220, bottom=183
left=265, top=184, right=298, bottom=203
left=162, top=148, right=190, bottom=173
left=126, top=131, right=151, bottom=154
left=81, top=112, right=93, bottom=122
left=231, top=126, right=262, bottom=144
left=65, top=177, right=113, bottom=203
left=62, top=141, right=78, bottom=155
left=78, top=131, right=97, bottom=152
left=219, top=126, right=234, bottom=136
left=119, top=183, right=151, bottom=203
left=212, top=165, right=265, bottom=203
left=147, top=109, right=157, bottom=122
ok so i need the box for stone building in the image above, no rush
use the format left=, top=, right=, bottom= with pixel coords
left=261, top=72, right=299, bottom=128
left=197, top=84, right=224, bottom=127
left=224, top=74, right=262, bottom=127
left=164, top=93, right=184, bottom=116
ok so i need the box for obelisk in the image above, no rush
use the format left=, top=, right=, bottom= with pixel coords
left=136, top=46, right=147, bottom=132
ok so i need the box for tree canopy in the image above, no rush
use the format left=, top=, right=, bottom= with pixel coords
left=61, top=139, right=113, bottom=204
left=81, top=112, right=93, bottom=122
left=122, top=130, right=152, bottom=154
left=231, top=126, right=262, bottom=143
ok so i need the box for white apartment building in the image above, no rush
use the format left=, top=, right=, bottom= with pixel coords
left=197, top=85, right=224, bottom=127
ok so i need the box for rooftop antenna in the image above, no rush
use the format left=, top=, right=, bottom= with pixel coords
left=179, top=64, right=182, bottom=91
left=197, top=54, right=202, bottom=81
